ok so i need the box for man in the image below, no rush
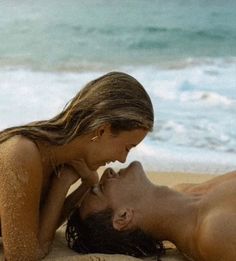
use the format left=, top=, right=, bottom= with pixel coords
left=66, top=161, right=236, bottom=261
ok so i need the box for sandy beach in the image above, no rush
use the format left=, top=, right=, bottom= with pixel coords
left=0, top=2, right=235, bottom=260
left=0, top=171, right=214, bottom=261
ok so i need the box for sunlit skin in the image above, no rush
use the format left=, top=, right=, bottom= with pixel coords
left=79, top=161, right=151, bottom=219
left=82, top=126, right=148, bottom=170
left=0, top=126, right=147, bottom=260
left=79, top=162, right=236, bottom=261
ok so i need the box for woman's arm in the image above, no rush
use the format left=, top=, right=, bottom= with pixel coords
left=38, top=166, right=79, bottom=256
left=38, top=165, right=91, bottom=256
left=37, top=158, right=100, bottom=254
left=56, top=160, right=96, bottom=227
left=56, top=182, right=89, bottom=228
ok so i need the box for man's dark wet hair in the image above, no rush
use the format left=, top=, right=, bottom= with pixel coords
left=65, top=208, right=165, bottom=258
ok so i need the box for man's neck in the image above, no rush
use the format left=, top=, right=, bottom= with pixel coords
left=136, top=185, right=200, bottom=255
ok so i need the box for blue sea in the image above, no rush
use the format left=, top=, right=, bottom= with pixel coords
left=0, top=0, right=236, bottom=174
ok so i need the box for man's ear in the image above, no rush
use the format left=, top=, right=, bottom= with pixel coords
left=112, top=208, right=134, bottom=231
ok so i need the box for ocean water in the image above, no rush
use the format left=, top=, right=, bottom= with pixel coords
left=0, top=0, right=236, bottom=174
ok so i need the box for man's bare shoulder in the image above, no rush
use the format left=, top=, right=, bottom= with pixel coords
left=197, top=209, right=236, bottom=261
left=205, top=177, right=236, bottom=209
left=173, top=171, right=236, bottom=196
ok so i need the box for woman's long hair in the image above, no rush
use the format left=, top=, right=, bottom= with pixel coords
left=0, top=72, right=154, bottom=145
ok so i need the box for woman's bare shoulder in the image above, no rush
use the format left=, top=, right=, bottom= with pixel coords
left=0, top=135, right=40, bottom=162
left=0, top=136, right=45, bottom=259
left=0, top=135, right=43, bottom=182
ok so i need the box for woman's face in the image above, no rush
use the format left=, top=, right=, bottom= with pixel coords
left=85, top=127, right=148, bottom=170
left=79, top=161, right=146, bottom=219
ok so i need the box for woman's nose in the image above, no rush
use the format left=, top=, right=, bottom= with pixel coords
left=118, top=151, right=128, bottom=163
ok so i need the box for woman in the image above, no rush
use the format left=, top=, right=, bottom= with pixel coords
left=66, top=162, right=236, bottom=261
left=0, top=72, right=154, bottom=260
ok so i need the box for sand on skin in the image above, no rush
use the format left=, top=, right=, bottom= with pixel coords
left=0, top=171, right=215, bottom=260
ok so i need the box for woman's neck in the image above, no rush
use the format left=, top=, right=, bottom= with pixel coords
left=33, top=136, right=88, bottom=187
left=37, top=134, right=89, bottom=168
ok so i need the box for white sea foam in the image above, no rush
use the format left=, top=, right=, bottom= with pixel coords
left=0, top=69, right=101, bottom=128
left=129, top=63, right=236, bottom=108
left=0, top=62, right=235, bottom=174
left=179, top=91, right=233, bottom=106
left=108, top=141, right=236, bottom=174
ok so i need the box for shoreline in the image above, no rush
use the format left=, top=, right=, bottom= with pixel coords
left=98, top=167, right=216, bottom=185
left=146, top=171, right=215, bottom=187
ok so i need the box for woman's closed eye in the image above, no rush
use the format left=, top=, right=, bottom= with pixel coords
left=126, top=146, right=133, bottom=153
left=126, top=144, right=136, bottom=153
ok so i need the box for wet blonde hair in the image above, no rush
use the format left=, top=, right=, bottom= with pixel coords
left=0, top=72, right=154, bottom=145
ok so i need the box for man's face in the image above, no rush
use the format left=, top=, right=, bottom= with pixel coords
left=79, top=161, right=146, bottom=219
